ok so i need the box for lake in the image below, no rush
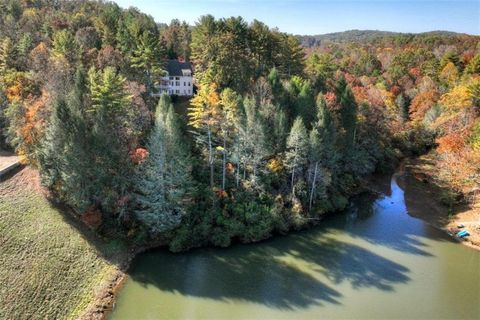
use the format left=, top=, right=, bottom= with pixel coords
left=110, top=173, right=480, bottom=319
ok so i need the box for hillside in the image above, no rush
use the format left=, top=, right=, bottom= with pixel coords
left=297, top=29, right=470, bottom=47
left=0, top=167, right=129, bottom=320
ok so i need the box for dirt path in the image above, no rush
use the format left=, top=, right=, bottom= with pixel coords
left=401, top=156, right=480, bottom=251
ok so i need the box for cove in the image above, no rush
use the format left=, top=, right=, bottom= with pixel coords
left=110, top=173, right=480, bottom=319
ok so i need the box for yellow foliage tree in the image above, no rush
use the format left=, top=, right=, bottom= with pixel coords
left=188, top=83, right=221, bottom=129
left=188, top=83, right=221, bottom=189
left=439, top=62, right=459, bottom=86
left=439, top=85, right=473, bottom=113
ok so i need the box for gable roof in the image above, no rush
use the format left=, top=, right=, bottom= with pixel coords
left=166, top=59, right=192, bottom=76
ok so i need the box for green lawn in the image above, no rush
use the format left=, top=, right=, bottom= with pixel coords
left=0, top=168, right=127, bottom=320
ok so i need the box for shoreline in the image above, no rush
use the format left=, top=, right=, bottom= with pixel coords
left=400, top=156, right=480, bottom=252
left=80, top=158, right=480, bottom=319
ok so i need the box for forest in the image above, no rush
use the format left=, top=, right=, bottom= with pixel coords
left=0, top=0, right=479, bottom=252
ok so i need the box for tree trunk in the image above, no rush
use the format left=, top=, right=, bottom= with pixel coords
left=309, top=161, right=318, bottom=211
left=222, top=134, right=226, bottom=190
left=353, top=126, right=357, bottom=146
left=291, top=145, right=298, bottom=196
left=291, top=168, right=295, bottom=196
left=236, top=159, right=240, bottom=187
left=207, top=124, right=214, bottom=190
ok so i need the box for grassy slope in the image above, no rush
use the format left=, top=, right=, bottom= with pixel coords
left=0, top=168, right=127, bottom=320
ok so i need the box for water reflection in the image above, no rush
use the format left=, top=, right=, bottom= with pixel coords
left=111, top=174, right=480, bottom=319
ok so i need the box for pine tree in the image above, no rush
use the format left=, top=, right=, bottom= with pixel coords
left=335, top=77, right=358, bottom=149
left=133, top=94, right=190, bottom=235
left=130, top=31, right=165, bottom=88
left=238, top=97, right=269, bottom=185
left=52, top=29, right=78, bottom=63
left=88, top=66, right=131, bottom=114
left=273, top=108, right=288, bottom=153
left=396, top=93, right=410, bottom=123
left=38, top=69, right=92, bottom=212
left=37, top=97, right=69, bottom=189
left=307, top=94, right=336, bottom=210
left=316, top=93, right=336, bottom=162
left=133, top=109, right=171, bottom=233
left=88, top=66, right=133, bottom=215
left=297, top=80, right=315, bottom=127
left=164, top=100, right=192, bottom=208
left=285, top=117, right=308, bottom=196
left=0, top=37, right=15, bottom=76
left=308, top=128, right=322, bottom=210
left=61, top=68, right=91, bottom=211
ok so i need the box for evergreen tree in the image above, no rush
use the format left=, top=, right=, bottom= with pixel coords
left=37, top=97, right=69, bottom=189
left=61, top=68, right=91, bottom=211
left=285, top=117, right=308, bottom=196
left=273, top=108, right=288, bottom=153
left=38, top=69, right=91, bottom=211
left=297, top=80, right=315, bottom=127
left=88, top=66, right=133, bottom=215
left=130, top=31, right=165, bottom=88
left=305, top=53, right=337, bottom=92
left=88, top=66, right=131, bottom=114
left=396, top=93, right=410, bottom=123
left=308, top=128, right=324, bottom=210
left=133, top=105, right=171, bottom=234
left=316, top=93, right=336, bottom=162
left=240, top=97, right=270, bottom=185
left=133, top=94, right=190, bottom=235
left=51, top=29, right=79, bottom=63
left=0, top=37, right=15, bottom=76
left=335, top=77, right=358, bottom=149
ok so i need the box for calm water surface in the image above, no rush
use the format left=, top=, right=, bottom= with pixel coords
left=111, top=175, right=480, bottom=319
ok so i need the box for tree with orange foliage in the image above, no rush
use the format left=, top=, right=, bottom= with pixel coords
left=409, top=90, right=438, bottom=122
left=437, top=133, right=465, bottom=154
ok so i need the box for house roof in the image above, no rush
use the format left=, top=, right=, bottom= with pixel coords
left=166, top=59, right=192, bottom=76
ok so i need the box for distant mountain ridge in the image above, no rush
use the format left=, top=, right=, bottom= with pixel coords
left=297, top=29, right=472, bottom=48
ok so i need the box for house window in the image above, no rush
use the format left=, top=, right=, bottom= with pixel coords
left=171, top=81, right=174, bottom=86
left=188, top=82, right=191, bottom=86
left=175, top=77, right=180, bottom=80
left=169, top=77, right=174, bottom=80
left=176, top=81, right=180, bottom=86
left=175, top=89, right=179, bottom=94
left=188, top=90, right=191, bottom=95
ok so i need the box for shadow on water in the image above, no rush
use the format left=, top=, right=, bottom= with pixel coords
left=125, top=174, right=426, bottom=310
left=111, top=170, right=480, bottom=319
left=128, top=230, right=411, bottom=310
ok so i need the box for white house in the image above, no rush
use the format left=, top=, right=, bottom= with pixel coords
left=154, top=60, right=193, bottom=97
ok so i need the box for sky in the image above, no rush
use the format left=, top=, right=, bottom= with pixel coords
left=112, top=0, right=480, bottom=35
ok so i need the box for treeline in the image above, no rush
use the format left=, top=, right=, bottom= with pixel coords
left=298, top=29, right=474, bottom=48
left=302, top=30, right=480, bottom=205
